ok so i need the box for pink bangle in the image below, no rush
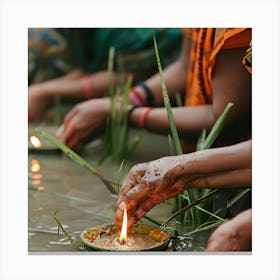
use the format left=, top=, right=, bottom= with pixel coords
left=129, top=87, right=147, bottom=106
left=83, top=75, right=94, bottom=99
left=139, top=107, right=152, bottom=129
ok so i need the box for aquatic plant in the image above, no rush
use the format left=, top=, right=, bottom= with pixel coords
left=99, top=47, right=146, bottom=165
left=53, top=210, right=74, bottom=243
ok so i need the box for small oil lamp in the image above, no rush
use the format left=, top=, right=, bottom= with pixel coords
left=30, top=136, right=42, bottom=148
left=80, top=208, right=170, bottom=251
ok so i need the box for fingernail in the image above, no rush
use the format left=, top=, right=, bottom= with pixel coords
left=55, top=125, right=64, bottom=137
left=119, top=201, right=127, bottom=211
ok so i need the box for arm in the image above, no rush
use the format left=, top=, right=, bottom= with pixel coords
left=206, top=208, right=252, bottom=251
left=57, top=36, right=191, bottom=150
left=129, top=47, right=252, bottom=141
left=28, top=35, right=190, bottom=122
left=131, top=36, right=191, bottom=106
left=115, top=140, right=251, bottom=228
left=28, top=69, right=119, bottom=121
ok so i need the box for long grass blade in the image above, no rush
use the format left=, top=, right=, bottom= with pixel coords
left=185, top=219, right=226, bottom=235
left=53, top=210, right=74, bottom=243
left=161, top=189, right=219, bottom=228
left=226, top=188, right=251, bottom=208
left=200, top=102, right=234, bottom=150
left=153, top=35, right=183, bottom=155
left=194, top=205, right=226, bottom=222
left=34, top=128, right=117, bottom=194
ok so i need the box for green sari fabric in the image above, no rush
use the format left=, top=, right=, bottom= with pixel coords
left=29, top=28, right=183, bottom=83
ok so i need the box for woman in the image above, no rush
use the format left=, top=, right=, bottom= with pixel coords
left=28, top=28, right=183, bottom=121
left=60, top=28, right=252, bottom=153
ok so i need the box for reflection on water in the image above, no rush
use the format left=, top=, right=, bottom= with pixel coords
left=28, top=128, right=211, bottom=253
left=30, top=159, right=40, bottom=172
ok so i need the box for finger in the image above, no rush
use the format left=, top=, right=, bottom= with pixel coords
left=66, top=133, right=84, bottom=151
left=127, top=189, right=169, bottom=227
left=116, top=165, right=146, bottom=205
left=126, top=181, right=187, bottom=228
left=115, top=183, right=153, bottom=228
left=62, top=119, right=81, bottom=149
left=63, top=107, right=77, bottom=128
left=127, top=199, right=156, bottom=228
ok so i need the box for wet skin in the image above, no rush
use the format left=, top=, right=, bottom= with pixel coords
left=115, top=140, right=251, bottom=229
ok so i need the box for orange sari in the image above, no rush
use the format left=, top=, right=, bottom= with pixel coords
left=183, top=28, right=252, bottom=106
left=180, top=28, right=252, bottom=152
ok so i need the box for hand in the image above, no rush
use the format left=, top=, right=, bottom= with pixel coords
left=28, top=70, right=86, bottom=122
left=115, top=156, right=189, bottom=229
left=60, top=98, right=111, bottom=152
left=205, top=209, right=252, bottom=251
left=114, top=140, right=252, bottom=229
left=28, top=84, right=52, bottom=122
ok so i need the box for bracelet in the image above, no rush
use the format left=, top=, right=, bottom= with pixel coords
left=129, top=87, right=147, bottom=106
left=126, top=105, right=138, bottom=125
left=83, top=75, right=94, bottom=99
left=137, top=82, right=155, bottom=106
left=139, top=107, right=152, bottom=129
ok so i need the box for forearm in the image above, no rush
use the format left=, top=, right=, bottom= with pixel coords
left=135, top=60, right=188, bottom=106
left=131, top=36, right=191, bottom=107
left=35, top=70, right=119, bottom=101
left=129, top=105, right=215, bottom=139
left=172, top=140, right=252, bottom=188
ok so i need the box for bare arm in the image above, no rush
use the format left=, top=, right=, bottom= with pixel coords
left=131, top=36, right=192, bottom=106
left=115, top=140, right=252, bottom=228
left=129, top=47, right=251, bottom=141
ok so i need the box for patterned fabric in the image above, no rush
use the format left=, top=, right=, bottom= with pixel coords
left=184, top=28, right=252, bottom=106
left=28, top=28, right=74, bottom=84
left=28, top=28, right=183, bottom=85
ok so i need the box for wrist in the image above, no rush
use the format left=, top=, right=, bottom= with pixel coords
left=136, top=82, right=155, bottom=107
left=129, top=86, right=147, bottom=106
left=127, top=106, right=151, bottom=129
left=83, top=75, right=94, bottom=99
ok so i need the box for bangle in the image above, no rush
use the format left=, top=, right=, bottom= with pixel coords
left=139, top=107, right=152, bottom=129
left=83, top=75, right=94, bottom=99
left=129, top=87, right=147, bottom=106
left=137, top=82, right=155, bottom=106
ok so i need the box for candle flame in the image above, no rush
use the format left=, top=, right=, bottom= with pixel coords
left=30, top=136, right=42, bottom=148
left=119, top=208, right=127, bottom=243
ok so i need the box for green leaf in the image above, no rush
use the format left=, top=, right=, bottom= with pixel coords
left=153, top=35, right=183, bottom=155
left=34, top=128, right=117, bottom=194
left=226, top=188, right=251, bottom=208
left=200, top=102, right=234, bottom=150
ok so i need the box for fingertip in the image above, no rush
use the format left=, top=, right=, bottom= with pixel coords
left=119, top=201, right=127, bottom=211
left=127, top=216, right=138, bottom=229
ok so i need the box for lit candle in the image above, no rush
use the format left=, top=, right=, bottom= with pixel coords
left=30, top=136, right=42, bottom=148
left=119, top=208, right=127, bottom=244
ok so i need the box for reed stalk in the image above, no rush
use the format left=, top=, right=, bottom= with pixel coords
left=160, top=190, right=219, bottom=228
left=153, top=35, right=198, bottom=223
left=100, top=47, right=146, bottom=165
left=53, top=210, right=74, bottom=243
left=34, top=128, right=118, bottom=194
